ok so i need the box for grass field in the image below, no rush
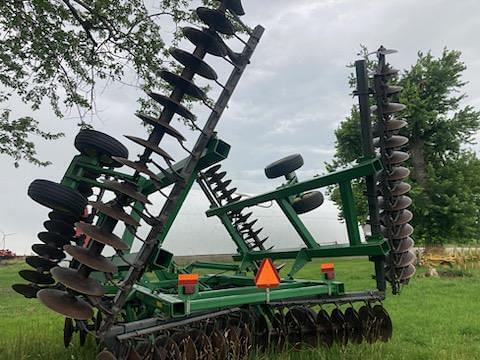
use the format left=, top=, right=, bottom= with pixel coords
left=1, top=258, right=479, bottom=360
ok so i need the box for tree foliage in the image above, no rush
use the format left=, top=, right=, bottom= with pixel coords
left=0, top=0, right=213, bottom=166
left=328, top=49, right=480, bottom=245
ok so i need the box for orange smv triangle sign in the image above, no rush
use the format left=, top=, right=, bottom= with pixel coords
left=255, top=258, right=280, bottom=288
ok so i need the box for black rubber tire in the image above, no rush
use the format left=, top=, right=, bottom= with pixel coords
left=28, top=179, right=87, bottom=217
left=291, top=191, right=324, bottom=214
left=74, top=129, right=128, bottom=167
left=264, top=154, right=304, bottom=179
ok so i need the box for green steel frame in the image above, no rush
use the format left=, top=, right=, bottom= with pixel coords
left=53, top=128, right=389, bottom=326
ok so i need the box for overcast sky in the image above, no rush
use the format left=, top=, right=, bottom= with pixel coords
left=1, top=0, right=480, bottom=255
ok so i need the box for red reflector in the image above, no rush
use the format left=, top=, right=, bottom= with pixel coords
left=178, top=274, right=199, bottom=285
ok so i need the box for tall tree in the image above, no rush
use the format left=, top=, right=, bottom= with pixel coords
left=0, top=0, right=213, bottom=166
left=328, top=49, right=480, bottom=245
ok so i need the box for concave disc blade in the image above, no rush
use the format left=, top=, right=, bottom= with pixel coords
left=188, top=328, right=213, bottom=360
left=374, top=135, right=409, bottom=149
left=96, top=350, right=117, bottom=360
left=19, top=269, right=55, bottom=285
left=358, top=306, right=375, bottom=343
left=124, top=135, right=174, bottom=162
left=48, top=211, right=78, bottom=224
left=103, top=180, right=151, bottom=204
left=208, top=171, right=227, bottom=182
left=389, top=249, right=416, bottom=267
left=385, top=151, right=410, bottom=165
left=89, top=201, right=139, bottom=227
left=160, top=71, right=206, bottom=100
left=316, top=309, right=334, bottom=347
left=171, top=332, right=197, bottom=360
left=155, top=335, right=181, bottom=360
left=37, top=231, right=71, bottom=248
left=51, top=267, right=105, bottom=296
left=74, top=222, right=129, bottom=250
left=135, top=113, right=186, bottom=142
left=44, top=220, right=75, bottom=237
left=37, top=289, right=93, bottom=320
left=386, top=263, right=416, bottom=282
left=387, top=166, right=410, bottom=181
left=378, top=195, right=412, bottom=211
left=385, top=85, right=402, bottom=94
left=372, top=305, right=393, bottom=342
left=208, top=329, right=228, bottom=360
left=388, top=181, right=411, bottom=196
left=391, top=223, right=414, bottom=239
left=378, top=47, right=398, bottom=55
left=381, top=209, right=413, bottom=226
left=221, top=0, right=245, bottom=16
left=64, top=245, right=117, bottom=273
left=196, top=7, right=235, bottom=35
left=371, top=102, right=406, bottom=115
left=182, top=27, right=228, bottom=57
left=373, top=118, right=407, bottom=135
left=344, top=307, right=363, bottom=344
left=168, top=47, right=217, bottom=80
left=391, top=237, right=414, bottom=253
left=32, top=243, right=66, bottom=260
left=12, top=283, right=41, bottom=298
left=111, top=157, right=161, bottom=182
left=330, top=308, right=347, bottom=345
left=204, top=164, right=221, bottom=176
left=26, top=256, right=58, bottom=271
left=64, top=317, right=74, bottom=348
left=147, top=92, right=196, bottom=120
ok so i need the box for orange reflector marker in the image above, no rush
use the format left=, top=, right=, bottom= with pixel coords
left=321, top=263, right=335, bottom=280
left=178, top=273, right=199, bottom=285
left=321, top=263, right=335, bottom=272
left=255, top=258, right=280, bottom=288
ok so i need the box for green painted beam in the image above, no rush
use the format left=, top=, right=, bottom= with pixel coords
left=339, top=181, right=361, bottom=246
left=206, top=158, right=382, bottom=217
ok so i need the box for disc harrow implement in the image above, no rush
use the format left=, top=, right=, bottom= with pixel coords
left=13, top=4, right=415, bottom=357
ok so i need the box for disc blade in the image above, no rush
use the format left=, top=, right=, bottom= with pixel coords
left=19, top=269, right=55, bottom=285
left=12, top=283, right=41, bottom=298
left=385, top=85, right=402, bottom=94
left=387, top=166, right=410, bottom=181
left=111, top=157, right=161, bottom=182
left=74, top=222, right=129, bottom=250
left=385, top=151, right=410, bottom=165
left=374, top=135, right=409, bottom=149
left=371, top=102, right=406, bottom=115
left=204, top=164, right=222, bottom=176
left=383, top=223, right=414, bottom=239
left=96, top=350, right=117, bottom=360
left=26, top=256, right=58, bottom=271
left=48, top=211, right=78, bottom=224
left=51, top=267, right=105, bottom=296
left=344, top=307, right=363, bottom=344
left=37, top=289, right=93, bottom=320
left=316, top=309, right=334, bottom=347
left=330, top=308, right=347, bottom=345
left=89, top=201, right=140, bottom=227
left=160, top=71, right=206, bottom=100
left=372, top=305, right=392, bottom=342
left=221, top=0, right=245, bottom=16
left=103, top=180, right=151, bottom=204
left=386, top=263, right=416, bottom=281
left=389, top=249, right=416, bottom=267
left=391, top=237, right=414, bottom=253
left=32, top=243, right=66, bottom=260
left=64, top=245, right=117, bottom=273
left=168, top=47, right=218, bottom=80
left=147, top=92, right=196, bottom=121
left=373, top=118, right=407, bottom=136
left=378, top=195, right=412, bottom=211
left=381, top=209, right=413, bottom=226
left=182, top=27, right=228, bottom=57
left=135, top=113, right=186, bottom=141
left=37, top=231, right=71, bottom=248
left=388, top=181, right=411, bottom=196
left=197, top=7, right=235, bottom=35
left=44, top=220, right=75, bottom=237
left=124, top=135, right=174, bottom=162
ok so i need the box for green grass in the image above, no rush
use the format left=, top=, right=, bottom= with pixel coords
left=1, top=258, right=479, bottom=359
